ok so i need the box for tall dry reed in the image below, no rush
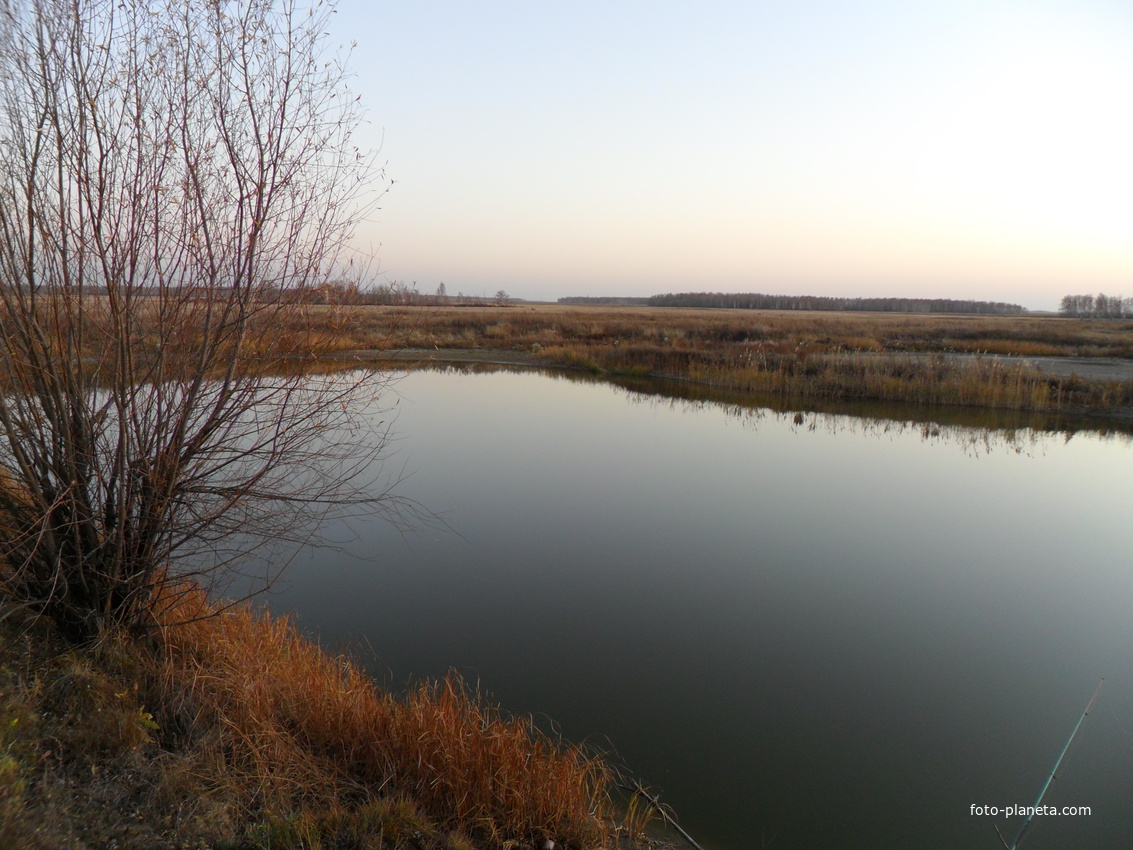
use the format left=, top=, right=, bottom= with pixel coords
left=302, top=304, right=1133, bottom=415
left=148, top=585, right=640, bottom=849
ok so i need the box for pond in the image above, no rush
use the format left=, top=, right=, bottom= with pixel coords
left=265, top=367, right=1133, bottom=850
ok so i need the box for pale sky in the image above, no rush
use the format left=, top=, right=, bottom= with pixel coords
left=329, top=1, right=1133, bottom=310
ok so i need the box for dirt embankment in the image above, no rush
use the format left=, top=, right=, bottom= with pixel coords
left=994, top=355, right=1133, bottom=382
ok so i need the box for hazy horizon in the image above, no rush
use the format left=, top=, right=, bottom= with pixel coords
left=329, top=1, right=1133, bottom=312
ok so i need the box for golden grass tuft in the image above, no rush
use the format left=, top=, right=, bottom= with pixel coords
left=0, top=585, right=653, bottom=847
left=149, top=585, right=641, bottom=849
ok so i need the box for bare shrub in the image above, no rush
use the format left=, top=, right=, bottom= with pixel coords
left=0, top=0, right=397, bottom=639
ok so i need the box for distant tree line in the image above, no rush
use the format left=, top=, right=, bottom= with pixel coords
left=558, top=296, right=651, bottom=305
left=643, top=292, right=1026, bottom=315
left=1058, top=293, right=1133, bottom=319
left=278, top=280, right=509, bottom=306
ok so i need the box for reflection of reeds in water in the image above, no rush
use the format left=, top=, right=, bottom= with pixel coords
left=595, top=371, right=1133, bottom=453
left=530, top=341, right=1133, bottom=417
left=400, top=358, right=1133, bottom=447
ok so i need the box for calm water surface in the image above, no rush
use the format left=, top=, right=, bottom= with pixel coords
left=268, top=369, right=1133, bottom=850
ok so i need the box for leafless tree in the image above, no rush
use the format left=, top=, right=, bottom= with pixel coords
left=1059, top=292, right=1132, bottom=319
left=0, top=0, right=398, bottom=640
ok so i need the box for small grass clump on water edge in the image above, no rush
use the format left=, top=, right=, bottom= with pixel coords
left=0, top=587, right=655, bottom=848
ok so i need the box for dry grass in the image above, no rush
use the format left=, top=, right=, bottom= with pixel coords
left=308, top=304, right=1133, bottom=415
left=313, top=303, right=1133, bottom=359
left=0, top=587, right=651, bottom=849
left=152, top=585, right=635, bottom=849
left=21, top=299, right=1132, bottom=414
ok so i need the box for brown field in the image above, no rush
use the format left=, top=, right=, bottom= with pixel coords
left=306, top=304, right=1133, bottom=416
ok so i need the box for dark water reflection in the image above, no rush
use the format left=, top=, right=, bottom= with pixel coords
left=266, top=368, right=1133, bottom=850
left=606, top=369, right=1133, bottom=440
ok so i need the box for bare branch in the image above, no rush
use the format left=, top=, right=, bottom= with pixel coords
left=0, top=0, right=396, bottom=640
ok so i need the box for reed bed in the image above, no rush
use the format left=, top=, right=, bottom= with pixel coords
left=314, top=304, right=1133, bottom=415
left=318, top=304, right=1133, bottom=360
left=24, top=298, right=1131, bottom=414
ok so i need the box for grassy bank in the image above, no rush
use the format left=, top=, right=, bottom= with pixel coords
left=0, top=587, right=654, bottom=849
left=306, top=304, right=1133, bottom=416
